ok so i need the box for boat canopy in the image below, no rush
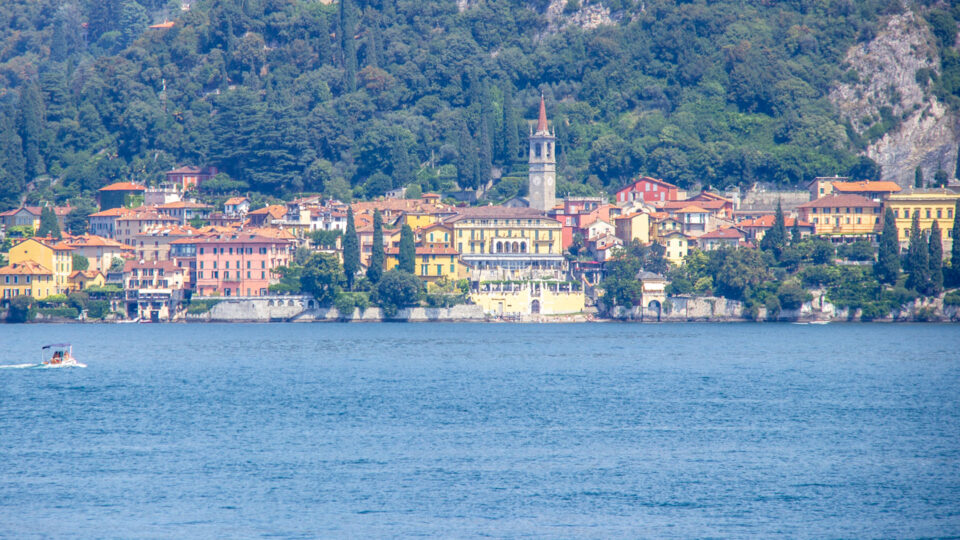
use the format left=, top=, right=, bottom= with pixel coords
left=41, top=343, right=71, bottom=349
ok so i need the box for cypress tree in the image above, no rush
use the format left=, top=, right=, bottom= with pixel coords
left=760, top=200, right=787, bottom=257
left=398, top=223, right=415, bottom=274
left=37, top=207, right=61, bottom=239
left=502, top=84, right=520, bottom=164
left=928, top=220, right=943, bottom=295
left=343, top=206, right=359, bottom=290
left=790, top=218, right=801, bottom=244
left=955, top=146, right=960, bottom=180
left=18, top=83, right=44, bottom=178
left=876, top=207, right=900, bottom=284
left=456, top=121, right=477, bottom=190
left=340, top=0, right=358, bottom=91
left=905, top=212, right=929, bottom=292
left=950, top=199, right=960, bottom=287
left=366, top=209, right=384, bottom=283
left=0, top=108, right=26, bottom=207
left=914, top=166, right=924, bottom=188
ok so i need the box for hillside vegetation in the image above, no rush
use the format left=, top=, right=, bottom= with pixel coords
left=0, top=0, right=957, bottom=209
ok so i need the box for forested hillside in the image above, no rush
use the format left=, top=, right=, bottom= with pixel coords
left=0, top=0, right=957, bottom=210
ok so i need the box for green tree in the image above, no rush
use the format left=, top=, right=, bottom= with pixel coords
left=760, top=200, right=787, bottom=258
left=7, top=295, right=36, bottom=323
left=501, top=84, right=520, bottom=164
left=377, top=269, right=422, bottom=317
left=366, top=209, right=385, bottom=283
left=72, top=254, right=89, bottom=271
left=934, top=169, right=948, bottom=188
left=398, top=223, right=415, bottom=274
left=790, top=219, right=802, bottom=244
left=37, top=207, right=61, bottom=239
left=599, top=247, right=642, bottom=313
left=876, top=208, right=900, bottom=284
left=905, top=212, right=930, bottom=293
left=118, top=0, right=148, bottom=48
left=17, top=83, right=44, bottom=178
left=300, top=253, right=345, bottom=305
left=65, top=200, right=97, bottom=234
left=109, top=257, right=125, bottom=272
left=342, top=206, right=360, bottom=290
left=950, top=200, right=960, bottom=286
left=915, top=166, right=924, bottom=188
left=928, top=219, right=944, bottom=296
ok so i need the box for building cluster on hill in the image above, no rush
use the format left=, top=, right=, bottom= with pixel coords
left=1, top=98, right=958, bottom=322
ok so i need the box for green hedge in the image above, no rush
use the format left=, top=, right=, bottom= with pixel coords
left=37, top=307, right=79, bottom=319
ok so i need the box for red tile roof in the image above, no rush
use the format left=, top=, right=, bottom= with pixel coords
left=738, top=215, right=812, bottom=228
left=99, top=182, right=146, bottom=192
left=224, top=197, right=249, bottom=206
left=798, top=194, right=879, bottom=209
left=699, top=228, right=745, bottom=240
left=0, top=262, right=52, bottom=275
left=830, top=181, right=901, bottom=193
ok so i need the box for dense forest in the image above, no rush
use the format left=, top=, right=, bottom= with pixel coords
left=0, top=0, right=958, bottom=210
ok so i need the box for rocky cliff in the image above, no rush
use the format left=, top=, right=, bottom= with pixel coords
left=830, top=11, right=959, bottom=187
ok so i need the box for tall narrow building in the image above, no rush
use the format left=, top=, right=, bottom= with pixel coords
left=528, top=95, right=556, bottom=212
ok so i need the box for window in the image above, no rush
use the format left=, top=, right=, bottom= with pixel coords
left=200, top=261, right=204, bottom=269
left=261, top=261, right=265, bottom=269
left=261, top=271, right=265, bottom=279
left=247, top=271, right=251, bottom=278
left=198, top=271, right=203, bottom=279
left=926, top=209, right=931, bottom=219
left=450, top=264, right=454, bottom=272
left=893, top=209, right=899, bottom=218
left=247, top=261, right=251, bottom=269
left=436, top=265, right=442, bottom=275
left=949, top=209, right=954, bottom=218
left=421, top=264, right=428, bottom=275
left=937, top=209, right=942, bottom=218
left=213, top=261, right=217, bottom=269
left=213, top=271, right=219, bottom=279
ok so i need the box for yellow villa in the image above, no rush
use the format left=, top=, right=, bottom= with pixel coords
left=444, top=206, right=564, bottom=280
left=0, top=262, right=56, bottom=301
left=385, top=246, right=466, bottom=282
left=7, top=238, right=74, bottom=294
left=659, top=231, right=690, bottom=265
left=883, top=188, right=959, bottom=251
left=797, top=194, right=882, bottom=241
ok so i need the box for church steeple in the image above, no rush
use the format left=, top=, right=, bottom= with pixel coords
left=536, top=94, right=549, bottom=134
left=528, top=94, right=556, bottom=212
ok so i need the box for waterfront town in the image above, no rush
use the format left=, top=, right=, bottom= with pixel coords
left=1, top=100, right=959, bottom=323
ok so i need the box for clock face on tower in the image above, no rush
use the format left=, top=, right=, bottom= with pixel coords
left=531, top=175, right=541, bottom=186
left=546, top=176, right=553, bottom=186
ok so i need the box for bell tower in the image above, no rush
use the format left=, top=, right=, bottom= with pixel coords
left=528, top=94, right=556, bottom=212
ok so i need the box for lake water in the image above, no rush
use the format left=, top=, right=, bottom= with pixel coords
left=1, top=322, right=959, bottom=538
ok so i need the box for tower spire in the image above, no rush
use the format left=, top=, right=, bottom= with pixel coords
left=536, top=93, right=548, bottom=134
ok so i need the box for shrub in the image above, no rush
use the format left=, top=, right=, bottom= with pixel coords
left=38, top=307, right=79, bottom=319
left=860, top=302, right=888, bottom=321
left=6, top=296, right=36, bottom=323
left=87, top=300, right=111, bottom=319
left=944, top=292, right=960, bottom=306
left=187, top=300, right=221, bottom=314
left=777, top=282, right=812, bottom=310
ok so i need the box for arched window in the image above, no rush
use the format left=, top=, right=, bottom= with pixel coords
left=496, top=241, right=503, bottom=253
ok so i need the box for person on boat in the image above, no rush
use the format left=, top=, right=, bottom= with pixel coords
left=50, top=351, right=62, bottom=365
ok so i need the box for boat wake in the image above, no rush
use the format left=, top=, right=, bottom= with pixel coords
left=0, top=363, right=87, bottom=369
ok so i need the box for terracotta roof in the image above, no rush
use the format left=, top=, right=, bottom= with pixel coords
left=148, top=21, right=175, bottom=29
left=0, top=206, right=42, bottom=217
left=831, top=181, right=901, bottom=193
left=124, top=259, right=183, bottom=272
left=620, top=176, right=678, bottom=192
left=699, top=228, right=745, bottom=240
left=68, top=270, right=103, bottom=279
left=0, top=262, right=52, bottom=275
left=116, top=210, right=178, bottom=222
left=191, top=233, right=293, bottom=245
left=99, top=182, right=146, bottom=192
left=443, top=206, right=555, bottom=223
left=660, top=200, right=727, bottom=211
left=676, top=205, right=708, bottom=214
left=798, top=194, right=880, bottom=209
left=738, top=215, right=812, bottom=228
left=247, top=205, right=287, bottom=219
left=157, top=201, right=212, bottom=209
left=224, top=197, right=249, bottom=206
left=63, top=234, right=127, bottom=249
left=89, top=207, right=135, bottom=218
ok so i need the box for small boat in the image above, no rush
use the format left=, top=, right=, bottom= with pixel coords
left=40, top=343, right=86, bottom=368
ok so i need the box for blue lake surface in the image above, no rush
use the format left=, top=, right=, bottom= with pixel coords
left=1, top=322, right=959, bottom=538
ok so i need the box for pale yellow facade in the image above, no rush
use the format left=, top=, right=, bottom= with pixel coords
left=7, top=238, right=73, bottom=293
left=385, top=249, right=467, bottom=282
left=471, top=282, right=585, bottom=316
left=659, top=232, right=689, bottom=265
left=0, top=264, right=57, bottom=300
left=614, top=213, right=651, bottom=245
left=883, top=190, right=959, bottom=250
left=450, top=214, right=562, bottom=256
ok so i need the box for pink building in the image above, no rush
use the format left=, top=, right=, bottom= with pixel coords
left=165, top=166, right=217, bottom=191
left=194, top=233, right=293, bottom=297
left=616, top=176, right=679, bottom=204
